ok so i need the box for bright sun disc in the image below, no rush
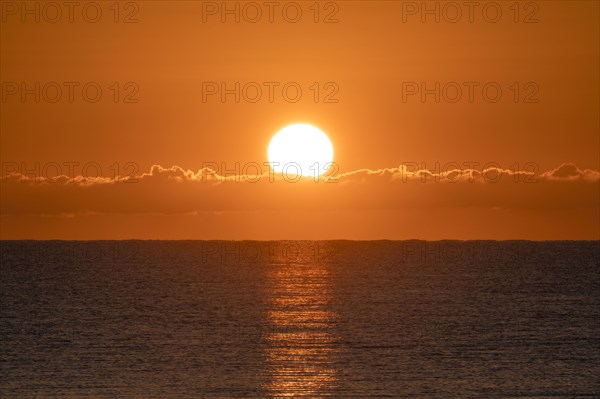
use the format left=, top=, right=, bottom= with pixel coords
left=268, top=124, right=334, bottom=177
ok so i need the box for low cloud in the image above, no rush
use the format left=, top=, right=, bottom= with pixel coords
left=540, top=163, right=600, bottom=181
left=1, top=163, right=598, bottom=216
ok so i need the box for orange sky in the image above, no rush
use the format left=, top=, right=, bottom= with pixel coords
left=1, top=1, right=599, bottom=239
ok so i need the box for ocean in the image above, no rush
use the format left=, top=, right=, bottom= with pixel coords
left=1, top=240, right=599, bottom=398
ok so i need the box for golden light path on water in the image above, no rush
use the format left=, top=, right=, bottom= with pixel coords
left=263, top=252, right=339, bottom=397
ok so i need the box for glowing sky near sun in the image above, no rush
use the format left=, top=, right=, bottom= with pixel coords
left=1, top=1, right=598, bottom=239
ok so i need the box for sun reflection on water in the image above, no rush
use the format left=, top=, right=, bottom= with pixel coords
left=263, top=260, right=339, bottom=397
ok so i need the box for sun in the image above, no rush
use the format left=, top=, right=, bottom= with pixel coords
left=268, top=124, right=334, bottom=177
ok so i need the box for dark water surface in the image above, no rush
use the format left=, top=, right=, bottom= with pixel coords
left=1, top=241, right=599, bottom=398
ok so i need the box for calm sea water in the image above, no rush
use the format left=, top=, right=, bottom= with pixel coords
left=1, top=241, right=598, bottom=398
